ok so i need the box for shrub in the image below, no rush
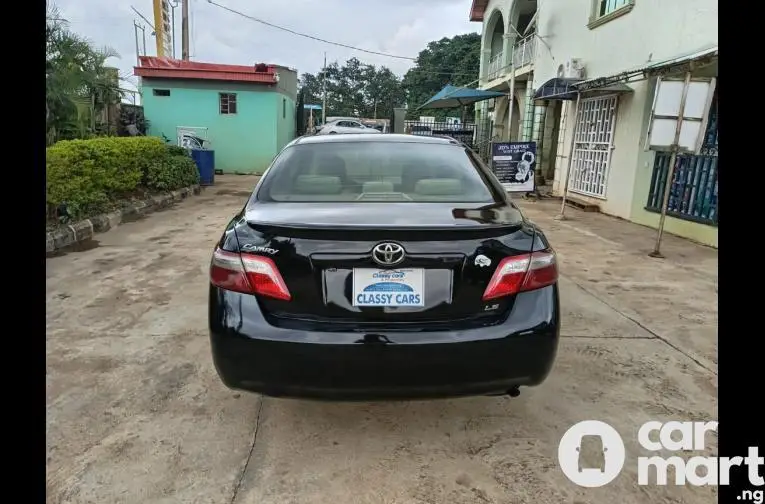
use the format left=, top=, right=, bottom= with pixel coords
left=146, top=155, right=200, bottom=192
left=47, top=136, right=199, bottom=221
left=165, top=145, right=190, bottom=157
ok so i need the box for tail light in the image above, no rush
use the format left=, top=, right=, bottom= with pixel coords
left=482, top=250, right=558, bottom=301
left=210, top=248, right=291, bottom=301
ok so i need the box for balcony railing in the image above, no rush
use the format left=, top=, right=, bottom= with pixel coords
left=512, top=33, right=536, bottom=69
left=487, top=51, right=504, bottom=81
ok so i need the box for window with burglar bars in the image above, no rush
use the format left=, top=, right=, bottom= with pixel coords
left=219, top=93, right=237, bottom=114
left=645, top=82, right=718, bottom=226
left=569, top=95, right=618, bottom=198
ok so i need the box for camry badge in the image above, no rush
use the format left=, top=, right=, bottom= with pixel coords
left=241, top=244, right=277, bottom=255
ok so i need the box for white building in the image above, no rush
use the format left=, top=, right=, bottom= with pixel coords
left=469, top=0, right=718, bottom=247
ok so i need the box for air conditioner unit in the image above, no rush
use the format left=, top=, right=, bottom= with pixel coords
left=563, top=58, right=586, bottom=79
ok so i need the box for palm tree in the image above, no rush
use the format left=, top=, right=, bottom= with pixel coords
left=46, top=3, right=123, bottom=144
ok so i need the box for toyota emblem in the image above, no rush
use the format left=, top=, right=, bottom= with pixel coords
left=372, top=242, right=405, bottom=266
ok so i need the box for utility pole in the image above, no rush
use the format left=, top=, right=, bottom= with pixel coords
left=170, top=0, right=178, bottom=59
left=142, top=25, right=147, bottom=57
left=181, top=0, right=189, bottom=60
left=321, top=52, right=327, bottom=124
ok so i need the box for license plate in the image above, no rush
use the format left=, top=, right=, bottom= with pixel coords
left=352, top=268, right=425, bottom=307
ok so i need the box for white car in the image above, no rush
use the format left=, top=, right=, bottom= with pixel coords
left=316, top=119, right=382, bottom=135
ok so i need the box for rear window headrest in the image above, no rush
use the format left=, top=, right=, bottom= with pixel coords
left=362, top=181, right=395, bottom=193
left=414, top=178, right=463, bottom=196
left=294, top=175, right=343, bottom=194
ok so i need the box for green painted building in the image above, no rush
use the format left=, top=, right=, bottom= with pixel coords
left=135, top=57, right=297, bottom=174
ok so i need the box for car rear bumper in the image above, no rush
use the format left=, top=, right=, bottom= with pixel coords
left=209, top=284, right=560, bottom=401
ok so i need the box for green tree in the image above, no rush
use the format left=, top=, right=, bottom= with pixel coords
left=365, top=66, right=406, bottom=120
left=298, top=72, right=323, bottom=107
left=46, top=3, right=123, bottom=144
left=298, top=58, right=406, bottom=120
left=336, top=57, right=367, bottom=116
left=402, top=33, right=481, bottom=119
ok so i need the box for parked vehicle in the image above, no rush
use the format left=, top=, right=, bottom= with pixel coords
left=316, top=119, right=382, bottom=135
left=363, top=121, right=389, bottom=133
left=208, top=133, right=561, bottom=401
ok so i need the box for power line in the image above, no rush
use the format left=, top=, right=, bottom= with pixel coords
left=306, top=56, right=480, bottom=79
left=308, top=67, right=479, bottom=79
left=205, top=0, right=416, bottom=61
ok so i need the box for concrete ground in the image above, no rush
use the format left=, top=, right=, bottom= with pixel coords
left=47, top=175, right=718, bottom=504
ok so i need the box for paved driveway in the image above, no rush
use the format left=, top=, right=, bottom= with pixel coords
left=46, top=176, right=717, bottom=504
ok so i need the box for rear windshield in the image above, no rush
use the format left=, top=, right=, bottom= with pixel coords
left=258, top=141, right=499, bottom=203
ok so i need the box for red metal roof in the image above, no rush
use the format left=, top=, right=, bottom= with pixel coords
left=469, top=0, right=489, bottom=21
left=134, top=56, right=278, bottom=84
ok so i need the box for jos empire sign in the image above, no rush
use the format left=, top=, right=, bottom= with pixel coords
left=491, top=141, right=537, bottom=193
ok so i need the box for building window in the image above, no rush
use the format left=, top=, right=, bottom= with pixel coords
left=589, top=0, right=633, bottom=28
left=220, top=93, right=237, bottom=114
left=645, top=82, right=718, bottom=226
left=153, top=89, right=171, bottom=97
left=598, top=0, right=629, bottom=16
left=283, top=98, right=286, bottom=119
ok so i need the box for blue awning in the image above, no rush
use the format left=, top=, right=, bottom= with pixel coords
left=418, top=84, right=506, bottom=109
left=533, top=78, right=581, bottom=101
left=533, top=77, right=636, bottom=101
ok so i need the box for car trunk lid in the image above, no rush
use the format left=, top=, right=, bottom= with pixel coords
left=234, top=202, right=534, bottom=327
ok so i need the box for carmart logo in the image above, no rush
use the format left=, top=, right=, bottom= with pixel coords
left=558, top=420, right=626, bottom=487
left=558, top=420, right=764, bottom=490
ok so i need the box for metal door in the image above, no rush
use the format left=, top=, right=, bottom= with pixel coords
left=570, top=95, right=618, bottom=198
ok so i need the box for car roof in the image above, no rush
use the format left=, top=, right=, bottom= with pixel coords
left=290, top=134, right=461, bottom=146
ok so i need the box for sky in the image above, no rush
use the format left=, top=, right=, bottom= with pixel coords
left=54, top=0, right=479, bottom=100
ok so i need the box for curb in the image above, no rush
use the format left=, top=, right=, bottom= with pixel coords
left=46, top=185, right=202, bottom=254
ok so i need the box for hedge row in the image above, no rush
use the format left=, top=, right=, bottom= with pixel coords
left=46, top=137, right=200, bottom=221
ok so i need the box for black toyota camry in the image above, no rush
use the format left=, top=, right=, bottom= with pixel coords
left=209, top=133, right=560, bottom=401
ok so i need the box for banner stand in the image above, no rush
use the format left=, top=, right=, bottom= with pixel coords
left=491, top=141, right=537, bottom=194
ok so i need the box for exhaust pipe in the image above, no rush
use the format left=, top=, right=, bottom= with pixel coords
left=485, top=386, right=521, bottom=398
